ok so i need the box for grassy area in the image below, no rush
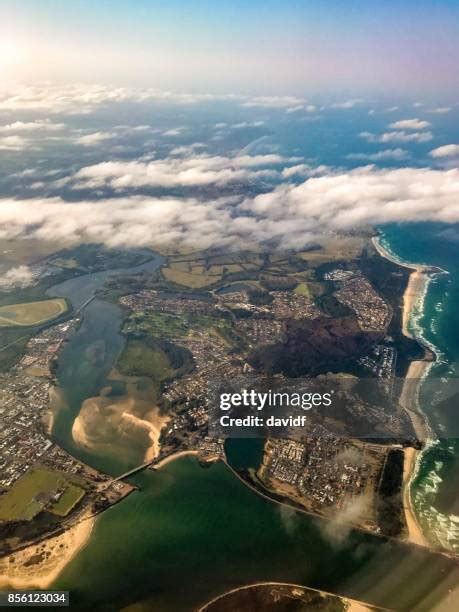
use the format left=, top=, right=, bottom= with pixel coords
left=294, top=282, right=311, bottom=297
left=298, top=236, right=366, bottom=266
left=123, top=310, right=232, bottom=343
left=0, top=468, right=86, bottom=521
left=117, top=338, right=176, bottom=380
left=50, top=257, right=80, bottom=269
left=51, top=484, right=85, bottom=517
left=0, top=298, right=68, bottom=327
left=123, top=312, right=189, bottom=338
left=162, top=267, right=220, bottom=288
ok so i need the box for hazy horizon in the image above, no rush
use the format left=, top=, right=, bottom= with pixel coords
left=1, top=0, right=459, bottom=101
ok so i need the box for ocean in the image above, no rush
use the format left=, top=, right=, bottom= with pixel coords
left=382, top=222, right=459, bottom=553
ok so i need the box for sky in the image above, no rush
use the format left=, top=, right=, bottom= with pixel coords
left=0, top=1, right=458, bottom=281
left=0, top=0, right=459, bottom=99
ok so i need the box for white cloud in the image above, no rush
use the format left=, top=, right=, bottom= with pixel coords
left=430, top=144, right=459, bottom=158
left=162, top=127, right=186, bottom=137
left=240, top=166, right=459, bottom=246
left=75, top=131, right=116, bottom=146
left=347, top=148, right=409, bottom=162
left=360, top=130, right=433, bottom=143
left=0, top=265, right=34, bottom=289
left=428, top=107, right=452, bottom=114
left=281, top=164, right=330, bottom=178
left=329, top=99, right=363, bottom=109
left=0, top=135, right=30, bottom=151
left=0, top=84, right=310, bottom=115
left=286, top=104, right=316, bottom=114
left=286, top=105, right=305, bottom=113
left=1, top=166, right=459, bottom=252
left=169, top=143, right=207, bottom=156
left=0, top=119, right=65, bottom=132
left=241, top=96, right=305, bottom=109
left=66, top=153, right=287, bottom=191
left=389, top=118, right=430, bottom=130
left=230, top=121, right=265, bottom=129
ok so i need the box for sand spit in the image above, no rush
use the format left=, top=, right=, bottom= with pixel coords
left=153, top=450, right=199, bottom=470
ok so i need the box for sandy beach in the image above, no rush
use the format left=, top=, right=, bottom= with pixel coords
left=0, top=513, right=94, bottom=589
left=402, top=447, right=428, bottom=547
left=373, top=236, right=432, bottom=548
left=372, top=236, right=429, bottom=339
left=153, top=449, right=199, bottom=470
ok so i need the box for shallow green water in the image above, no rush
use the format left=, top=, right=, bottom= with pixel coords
left=54, top=458, right=458, bottom=611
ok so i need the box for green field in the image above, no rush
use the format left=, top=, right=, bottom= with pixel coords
left=51, top=484, right=86, bottom=517
left=123, top=312, right=190, bottom=338
left=118, top=339, right=176, bottom=381
left=123, top=311, right=233, bottom=344
left=0, top=468, right=85, bottom=521
left=0, top=298, right=68, bottom=327
left=294, top=282, right=311, bottom=297
left=162, top=266, right=221, bottom=288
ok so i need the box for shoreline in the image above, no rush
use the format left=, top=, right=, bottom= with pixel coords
left=198, top=581, right=383, bottom=612
left=0, top=512, right=95, bottom=590
left=372, top=235, right=433, bottom=548
left=152, top=449, right=199, bottom=470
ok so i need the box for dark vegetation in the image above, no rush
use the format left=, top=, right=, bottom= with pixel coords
left=249, top=317, right=379, bottom=377
left=117, top=335, right=193, bottom=384
left=376, top=448, right=405, bottom=537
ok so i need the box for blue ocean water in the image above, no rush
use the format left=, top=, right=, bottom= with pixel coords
left=382, top=222, right=459, bottom=552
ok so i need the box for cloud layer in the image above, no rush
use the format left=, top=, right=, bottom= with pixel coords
left=1, top=165, right=458, bottom=251
left=65, top=154, right=289, bottom=191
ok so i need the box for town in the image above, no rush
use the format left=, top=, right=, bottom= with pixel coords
left=325, top=269, right=392, bottom=331
left=258, top=435, right=389, bottom=531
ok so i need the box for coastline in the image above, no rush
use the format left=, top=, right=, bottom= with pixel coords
left=152, top=449, right=199, bottom=470
left=0, top=512, right=95, bottom=589
left=198, top=581, right=381, bottom=612
left=372, top=235, right=433, bottom=548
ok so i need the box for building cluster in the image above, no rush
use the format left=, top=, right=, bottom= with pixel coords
left=359, top=344, right=396, bottom=394
left=197, top=437, right=225, bottom=461
left=163, top=330, right=244, bottom=404
left=235, top=318, right=285, bottom=347
left=15, top=318, right=80, bottom=375
left=271, top=291, right=322, bottom=320
left=0, top=374, right=52, bottom=488
left=261, top=435, right=384, bottom=513
left=120, top=290, right=215, bottom=317
left=332, top=274, right=391, bottom=331
left=0, top=370, right=109, bottom=492
left=323, top=269, right=356, bottom=282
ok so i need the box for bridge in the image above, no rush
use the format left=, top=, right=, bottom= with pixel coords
left=100, top=461, right=154, bottom=489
